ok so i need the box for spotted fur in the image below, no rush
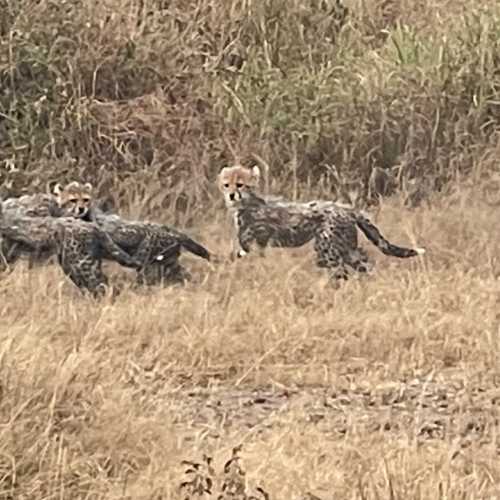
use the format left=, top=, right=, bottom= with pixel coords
left=0, top=201, right=141, bottom=297
left=90, top=210, right=210, bottom=286
left=0, top=192, right=62, bottom=270
left=218, top=165, right=425, bottom=281
left=55, top=182, right=211, bottom=286
left=0, top=182, right=108, bottom=270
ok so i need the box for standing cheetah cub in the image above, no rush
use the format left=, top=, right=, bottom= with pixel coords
left=217, top=165, right=425, bottom=281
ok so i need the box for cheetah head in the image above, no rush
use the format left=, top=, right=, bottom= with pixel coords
left=217, top=165, right=260, bottom=208
left=54, top=181, right=93, bottom=220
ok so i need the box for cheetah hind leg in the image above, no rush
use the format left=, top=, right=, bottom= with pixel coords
left=0, top=239, right=53, bottom=273
left=323, top=247, right=373, bottom=283
left=313, top=237, right=349, bottom=282
left=136, top=242, right=190, bottom=287
left=344, top=247, right=374, bottom=275
left=27, top=247, right=55, bottom=269
left=137, top=261, right=191, bottom=286
left=0, top=238, right=21, bottom=273
left=134, top=238, right=191, bottom=286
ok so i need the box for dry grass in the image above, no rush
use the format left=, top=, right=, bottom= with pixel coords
left=2, top=0, right=500, bottom=497
left=1, top=182, right=500, bottom=499
left=1, top=0, right=500, bottom=209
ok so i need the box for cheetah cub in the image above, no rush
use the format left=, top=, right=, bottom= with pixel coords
left=0, top=199, right=141, bottom=297
left=217, top=165, right=425, bottom=281
left=0, top=181, right=109, bottom=271
left=54, top=181, right=211, bottom=286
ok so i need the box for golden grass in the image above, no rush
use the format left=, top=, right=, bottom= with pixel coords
left=1, top=184, right=500, bottom=499
left=1, top=0, right=500, bottom=496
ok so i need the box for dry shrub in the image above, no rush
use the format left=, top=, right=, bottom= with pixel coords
left=0, top=0, right=499, bottom=210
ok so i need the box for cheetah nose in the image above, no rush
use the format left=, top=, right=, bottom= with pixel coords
left=229, top=193, right=235, bottom=201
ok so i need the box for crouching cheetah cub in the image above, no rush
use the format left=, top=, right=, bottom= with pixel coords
left=217, top=165, right=425, bottom=281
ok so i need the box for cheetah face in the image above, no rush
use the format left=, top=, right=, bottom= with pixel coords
left=217, top=165, right=260, bottom=208
left=54, top=181, right=93, bottom=220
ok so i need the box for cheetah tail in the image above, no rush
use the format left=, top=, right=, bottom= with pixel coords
left=355, top=215, right=425, bottom=258
left=181, top=237, right=211, bottom=261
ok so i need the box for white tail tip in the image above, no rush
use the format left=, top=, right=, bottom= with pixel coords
left=416, top=247, right=426, bottom=255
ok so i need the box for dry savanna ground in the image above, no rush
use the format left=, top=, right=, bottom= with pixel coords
left=2, top=0, right=500, bottom=497
left=1, top=181, right=500, bottom=499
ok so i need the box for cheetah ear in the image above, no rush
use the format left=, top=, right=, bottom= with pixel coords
left=53, top=183, right=62, bottom=196
left=250, top=165, right=261, bottom=182
left=218, top=167, right=228, bottom=178
left=83, top=182, right=93, bottom=192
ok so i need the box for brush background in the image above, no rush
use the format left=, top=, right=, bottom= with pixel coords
left=1, top=0, right=500, bottom=498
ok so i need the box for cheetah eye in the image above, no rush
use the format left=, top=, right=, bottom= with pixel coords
left=223, top=183, right=229, bottom=188
left=68, top=198, right=77, bottom=204
left=236, top=183, right=243, bottom=189
left=82, top=198, right=91, bottom=203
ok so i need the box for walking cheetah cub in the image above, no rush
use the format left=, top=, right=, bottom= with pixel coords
left=0, top=199, right=141, bottom=297
left=0, top=182, right=103, bottom=270
left=217, top=165, right=425, bottom=281
left=54, top=181, right=211, bottom=286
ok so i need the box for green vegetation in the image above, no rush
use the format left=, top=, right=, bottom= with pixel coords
left=1, top=0, right=499, bottom=209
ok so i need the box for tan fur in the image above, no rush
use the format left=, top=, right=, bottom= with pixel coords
left=54, top=181, right=93, bottom=219
left=217, top=165, right=261, bottom=208
left=217, top=165, right=261, bottom=257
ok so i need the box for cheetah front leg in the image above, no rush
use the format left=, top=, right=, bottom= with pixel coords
left=236, top=225, right=257, bottom=259
left=229, top=223, right=248, bottom=260
left=57, top=248, right=109, bottom=298
left=230, top=212, right=263, bottom=260
left=232, top=233, right=266, bottom=259
left=231, top=237, right=246, bottom=259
